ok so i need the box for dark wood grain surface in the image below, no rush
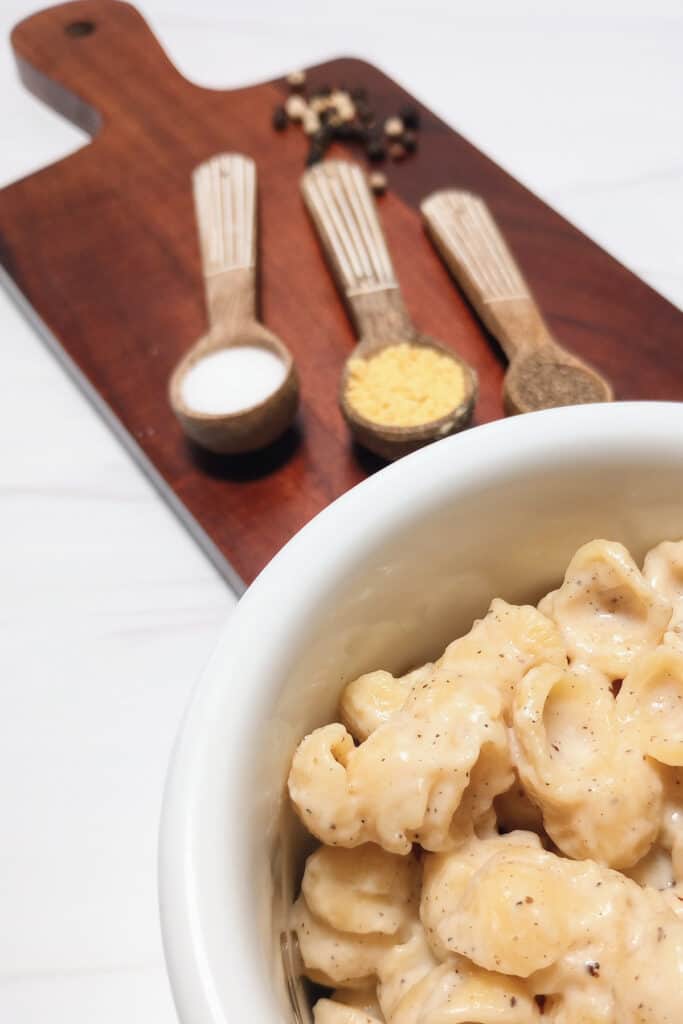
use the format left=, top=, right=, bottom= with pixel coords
left=2, top=0, right=682, bottom=588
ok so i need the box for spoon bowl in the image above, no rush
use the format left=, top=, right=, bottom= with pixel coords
left=340, top=334, right=477, bottom=461
left=302, top=161, right=478, bottom=460
left=169, top=325, right=299, bottom=455
left=503, top=344, right=613, bottom=416
left=170, top=154, right=299, bottom=455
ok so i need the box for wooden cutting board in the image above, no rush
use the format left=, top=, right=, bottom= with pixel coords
left=3, top=0, right=682, bottom=590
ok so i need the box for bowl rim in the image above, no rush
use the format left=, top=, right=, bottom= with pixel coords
left=159, top=401, right=683, bottom=1024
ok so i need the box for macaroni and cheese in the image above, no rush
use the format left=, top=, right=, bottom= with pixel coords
left=288, top=539, right=683, bottom=1023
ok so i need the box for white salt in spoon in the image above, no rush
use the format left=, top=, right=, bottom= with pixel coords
left=169, top=154, right=298, bottom=453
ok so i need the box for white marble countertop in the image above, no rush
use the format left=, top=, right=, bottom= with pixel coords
left=0, top=1, right=681, bottom=1020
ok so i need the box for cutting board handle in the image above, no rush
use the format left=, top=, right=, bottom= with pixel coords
left=11, top=0, right=192, bottom=136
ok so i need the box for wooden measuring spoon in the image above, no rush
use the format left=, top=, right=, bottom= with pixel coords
left=301, top=161, right=477, bottom=461
left=421, top=190, right=613, bottom=415
left=169, top=154, right=298, bottom=454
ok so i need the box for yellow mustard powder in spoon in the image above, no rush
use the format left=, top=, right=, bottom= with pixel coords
left=345, top=342, right=466, bottom=428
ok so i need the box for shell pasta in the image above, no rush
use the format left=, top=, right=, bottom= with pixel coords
left=288, top=539, right=683, bottom=1023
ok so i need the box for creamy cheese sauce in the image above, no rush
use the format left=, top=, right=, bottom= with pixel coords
left=288, top=539, right=683, bottom=1023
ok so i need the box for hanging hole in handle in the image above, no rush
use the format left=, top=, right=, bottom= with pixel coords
left=65, top=20, right=96, bottom=37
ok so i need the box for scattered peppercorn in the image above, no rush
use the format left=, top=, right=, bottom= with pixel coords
left=356, top=101, right=375, bottom=125
left=272, top=105, right=287, bottom=131
left=286, top=69, right=306, bottom=91
left=388, top=141, right=407, bottom=161
left=330, top=89, right=355, bottom=122
left=400, top=104, right=420, bottom=130
left=333, top=123, right=368, bottom=143
left=384, top=115, right=404, bottom=139
left=271, top=73, right=423, bottom=188
left=306, top=126, right=333, bottom=166
left=403, top=130, right=418, bottom=153
left=302, top=108, right=321, bottom=136
left=312, top=126, right=333, bottom=148
left=285, top=94, right=307, bottom=122
left=310, top=94, right=331, bottom=114
left=368, top=170, right=387, bottom=196
left=306, top=144, right=324, bottom=167
left=366, top=136, right=387, bottom=162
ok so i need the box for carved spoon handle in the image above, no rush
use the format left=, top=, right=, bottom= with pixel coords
left=193, top=153, right=257, bottom=334
left=421, top=189, right=552, bottom=360
left=302, top=160, right=414, bottom=346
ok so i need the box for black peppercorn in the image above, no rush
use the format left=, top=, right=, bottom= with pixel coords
left=286, top=69, right=306, bottom=91
left=366, top=136, right=386, bottom=162
left=403, top=130, right=418, bottom=153
left=333, top=122, right=368, bottom=142
left=306, top=125, right=333, bottom=165
left=368, top=170, right=387, bottom=196
left=306, top=144, right=324, bottom=167
left=400, top=105, right=420, bottom=130
left=272, top=105, right=288, bottom=131
left=358, top=107, right=376, bottom=130
left=384, top=116, right=404, bottom=139
left=312, top=125, right=333, bottom=147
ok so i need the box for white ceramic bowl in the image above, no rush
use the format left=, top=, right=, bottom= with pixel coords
left=160, top=401, right=683, bottom=1024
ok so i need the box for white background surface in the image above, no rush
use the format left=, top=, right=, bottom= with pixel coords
left=0, top=2, right=681, bottom=1021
